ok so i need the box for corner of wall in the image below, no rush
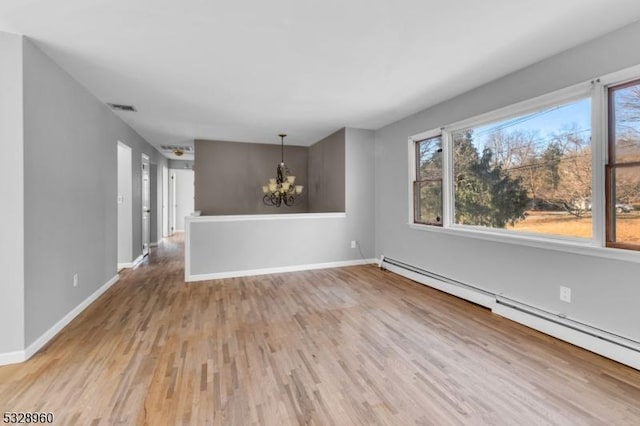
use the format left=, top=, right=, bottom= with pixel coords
left=0, top=31, right=26, bottom=355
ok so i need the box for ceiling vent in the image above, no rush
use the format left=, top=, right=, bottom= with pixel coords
left=107, top=103, right=137, bottom=112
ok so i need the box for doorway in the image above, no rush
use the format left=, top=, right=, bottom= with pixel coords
left=142, top=154, right=151, bottom=257
left=168, top=169, right=194, bottom=233
left=162, top=165, right=169, bottom=237
left=117, top=142, right=133, bottom=268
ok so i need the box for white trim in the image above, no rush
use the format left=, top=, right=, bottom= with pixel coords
left=597, top=63, right=640, bottom=86
left=0, top=274, right=120, bottom=366
left=186, top=258, right=378, bottom=282
left=409, top=127, right=442, bottom=144
left=591, top=81, right=607, bottom=245
left=406, top=72, right=640, bottom=262
left=494, top=303, right=640, bottom=371
left=381, top=259, right=640, bottom=371
left=184, top=219, right=191, bottom=281
left=408, top=222, right=640, bottom=263
left=444, top=82, right=591, bottom=133
left=149, top=242, right=159, bottom=247
left=184, top=213, right=350, bottom=281
left=382, top=261, right=496, bottom=309
left=185, top=212, right=347, bottom=223
left=118, top=254, right=144, bottom=270
left=132, top=254, right=144, bottom=268
left=442, top=131, right=454, bottom=228
left=407, top=136, right=415, bottom=225
left=0, top=350, right=25, bottom=366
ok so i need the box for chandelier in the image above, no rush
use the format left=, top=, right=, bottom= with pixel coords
left=261, top=134, right=303, bottom=206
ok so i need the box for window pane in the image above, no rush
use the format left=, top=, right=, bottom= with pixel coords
left=452, top=98, right=592, bottom=238
left=417, top=136, right=442, bottom=180
left=610, top=81, right=640, bottom=164
left=414, top=180, right=443, bottom=225
left=610, top=166, right=640, bottom=245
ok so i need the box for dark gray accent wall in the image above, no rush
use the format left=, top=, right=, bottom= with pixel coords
left=374, top=20, right=640, bottom=342
left=22, top=38, right=167, bottom=346
left=308, top=129, right=346, bottom=212
left=194, top=139, right=309, bottom=214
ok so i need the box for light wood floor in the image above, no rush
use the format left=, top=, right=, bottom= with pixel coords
left=1, top=235, right=639, bottom=425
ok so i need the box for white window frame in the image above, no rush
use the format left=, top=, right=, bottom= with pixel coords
left=408, top=128, right=443, bottom=226
left=408, top=66, right=640, bottom=264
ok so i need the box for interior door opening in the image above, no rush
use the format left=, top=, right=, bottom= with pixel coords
left=117, top=142, right=133, bottom=269
left=142, top=154, right=151, bottom=257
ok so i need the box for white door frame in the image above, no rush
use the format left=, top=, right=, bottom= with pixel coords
left=142, top=154, right=151, bottom=257
left=169, top=171, right=177, bottom=234
left=162, top=165, right=169, bottom=237
left=117, top=141, right=133, bottom=269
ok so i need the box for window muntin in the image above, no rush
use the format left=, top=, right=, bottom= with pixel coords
left=607, top=79, right=640, bottom=249
left=451, top=98, right=592, bottom=239
left=414, top=136, right=443, bottom=225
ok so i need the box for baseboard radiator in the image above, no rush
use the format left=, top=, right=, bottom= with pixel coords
left=379, top=256, right=640, bottom=371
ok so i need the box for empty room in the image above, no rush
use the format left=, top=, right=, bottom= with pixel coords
left=1, top=1, right=640, bottom=425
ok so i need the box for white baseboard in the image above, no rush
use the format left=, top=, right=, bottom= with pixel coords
left=149, top=242, right=159, bottom=247
left=0, top=349, right=26, bottom=366
left=382, top=262, right=495, bottom=309
left=0, top=274, right=120, bottom=366
left=381, top=258, right=640, bottom=371
left=187, top=258, right=378, bottom=282
left=118, top=254, right=144, bottom=270
left=493, top=303, right=640, bottom=371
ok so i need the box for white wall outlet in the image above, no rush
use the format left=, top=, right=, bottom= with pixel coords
left=351, top=240, right=357, bottom=249
left=560, top=286, right=571, bottom=303
left=73, top=273, right=79, bottom=288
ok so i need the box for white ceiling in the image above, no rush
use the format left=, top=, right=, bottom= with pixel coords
left=2, top=1, right=640, bottom=156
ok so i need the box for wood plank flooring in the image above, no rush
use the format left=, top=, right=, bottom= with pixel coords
left=1, top=234, right=639, bottom=425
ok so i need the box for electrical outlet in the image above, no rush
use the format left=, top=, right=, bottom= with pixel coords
left=351, top=240, right=357, bottom=249
left=559, top=286, right=571, bottom=303
left=73, top=273, right=79, bottom=288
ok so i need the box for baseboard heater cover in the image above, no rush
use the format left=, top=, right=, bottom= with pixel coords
left=379, top=256, right=496, bottom=309
left=494, top=295, right=640, bottom=370
left=380, top=255, right=640, bottom=371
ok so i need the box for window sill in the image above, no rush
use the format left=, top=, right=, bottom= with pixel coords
left=408, top=222, right=640, bottom=263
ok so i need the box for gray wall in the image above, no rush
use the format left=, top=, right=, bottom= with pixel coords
left=189, top=128, right=375, bottom=275
left=0, top=32, right=25, bottom=355
left=308, top=129, right=346, bottom=212
left=22, top=38, right=167, bottom=346
left=168, top=159, right=193, bottom=170
left=374, top=20, right=640, bottom=342
left=194, top=139, right=309, bottom=214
